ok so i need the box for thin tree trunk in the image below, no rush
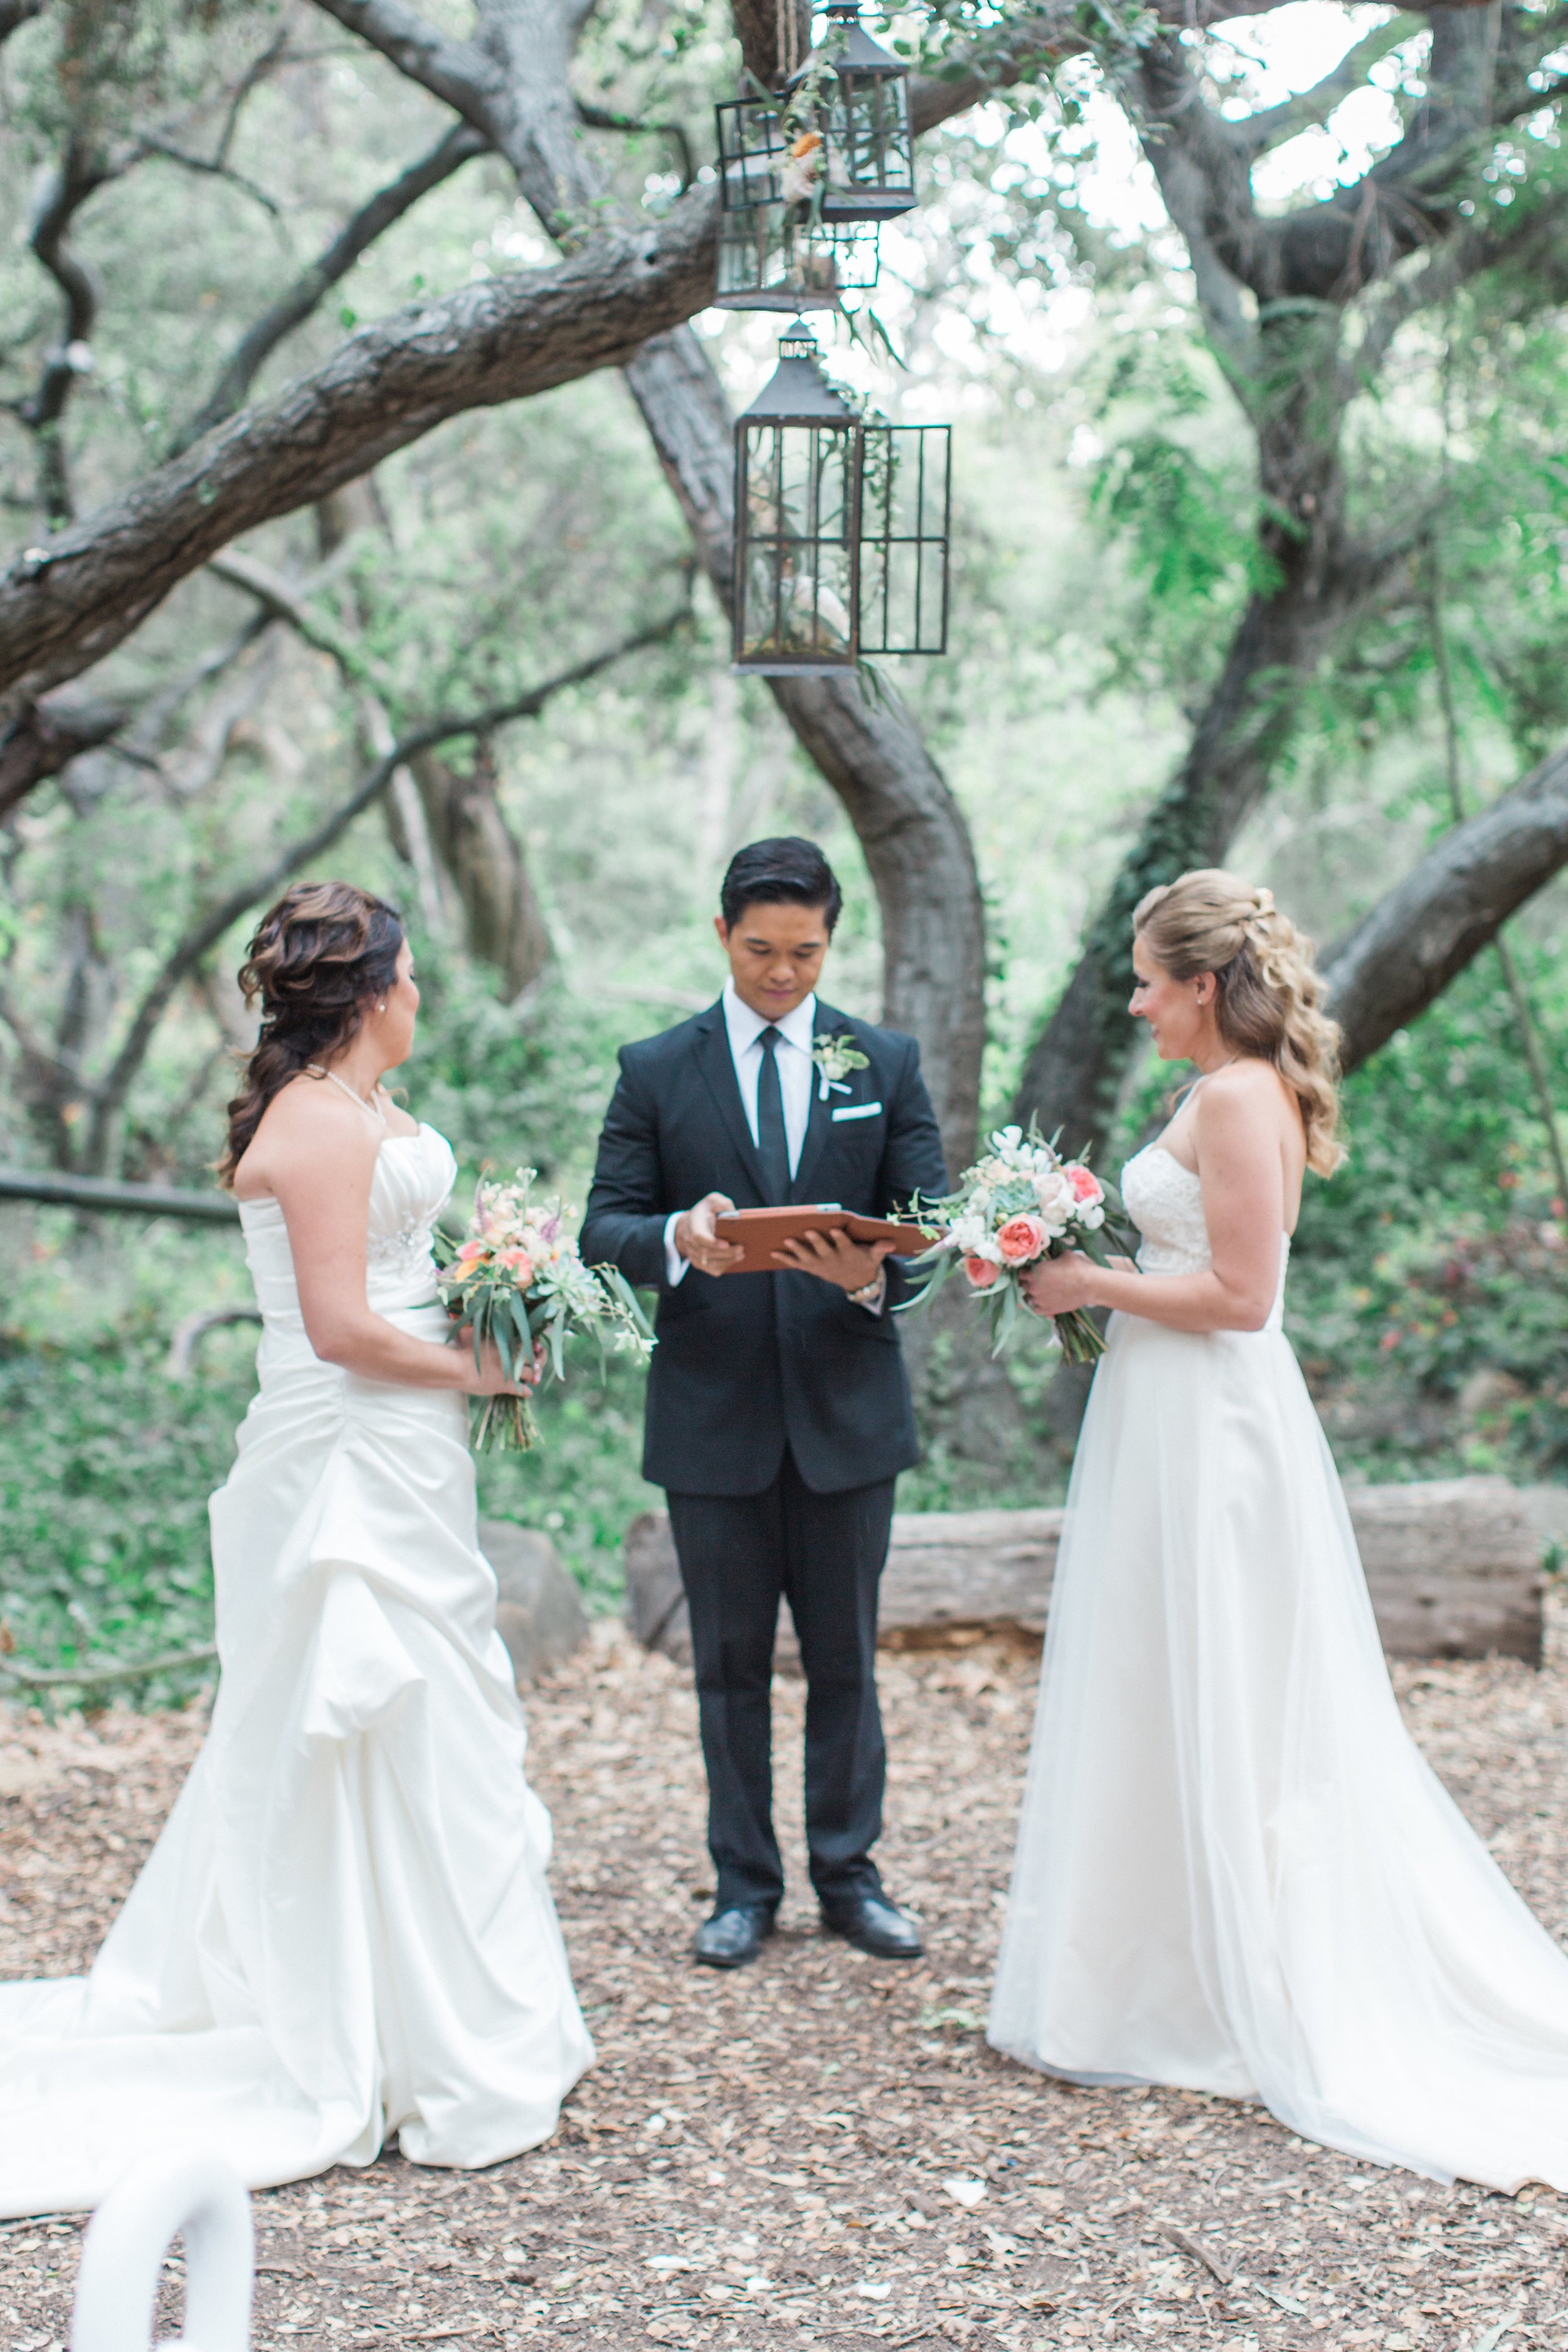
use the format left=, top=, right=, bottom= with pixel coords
left=408, top=738, right=553, bottom=997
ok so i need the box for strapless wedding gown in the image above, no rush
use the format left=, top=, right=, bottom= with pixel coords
left=988, top=1141, right=1568, bottom=2190
left=0, top=1124, right=593, bottom=2217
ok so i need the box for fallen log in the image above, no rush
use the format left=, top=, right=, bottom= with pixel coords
left=624, top=1474, right=1545, bottom=1670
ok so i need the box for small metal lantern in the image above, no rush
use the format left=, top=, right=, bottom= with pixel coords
left=733, top=321, right=951, bottom=674
left=734, top=319, right=861, bottom=673
left=716, top=208, right=879, bottom=310
left=786, top=1, right=916, bottom=223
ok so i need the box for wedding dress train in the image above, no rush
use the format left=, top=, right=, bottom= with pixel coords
left=988, top=1141, right=1568, bottom=2191
left=0, top=1125, right=593, bottom=2217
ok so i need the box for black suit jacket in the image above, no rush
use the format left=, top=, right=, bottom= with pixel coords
left=580, top=997, right=948, bottom=1497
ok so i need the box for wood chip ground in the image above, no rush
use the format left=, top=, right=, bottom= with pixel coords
left=4, top=1598, right=1568, bottom=2352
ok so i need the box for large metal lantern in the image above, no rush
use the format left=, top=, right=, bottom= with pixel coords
left=786, top=1, right=916, bottom=223
left=716, top=208, right=879, bottom=310
left=733, top=320, right=950, bottom=675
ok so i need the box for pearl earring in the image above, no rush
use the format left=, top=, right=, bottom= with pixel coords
left=376, top=999, right=386, bottom=1013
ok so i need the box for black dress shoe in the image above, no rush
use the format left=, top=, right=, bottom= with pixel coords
left=820, top=1892, right=923, bottom=1959
left=693, top=1904, right=775, bottom=1969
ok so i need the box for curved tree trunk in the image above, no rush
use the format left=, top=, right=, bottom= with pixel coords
left=409, top=738, right=552, bottom=998
left=1325, top=738, right=1568, bottom=1071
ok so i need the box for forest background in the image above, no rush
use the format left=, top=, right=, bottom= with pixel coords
left=2, top=0, right=1567, bottom=1696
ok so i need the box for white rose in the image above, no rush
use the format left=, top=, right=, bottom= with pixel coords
left=1033, top=1168, right=1074, bottom=1232
left=1076, top=1202, right=1105, bottom=1232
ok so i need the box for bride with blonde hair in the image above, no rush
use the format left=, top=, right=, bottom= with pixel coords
left=988, top=868, right=1568, bottom=2190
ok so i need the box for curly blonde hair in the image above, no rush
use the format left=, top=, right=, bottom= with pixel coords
left=1133, top=869, right=1345, bottom=1177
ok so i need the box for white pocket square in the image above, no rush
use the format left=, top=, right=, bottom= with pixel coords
left=832, top=1101, right=882, bottom=1122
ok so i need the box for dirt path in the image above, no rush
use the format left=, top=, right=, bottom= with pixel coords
left=3, top=1601, right=1567, bottom=2352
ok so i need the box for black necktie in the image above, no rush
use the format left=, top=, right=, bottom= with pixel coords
left=756, top=1027, right=791, bottom=1204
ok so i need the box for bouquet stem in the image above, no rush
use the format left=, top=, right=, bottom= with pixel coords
left=471, top=1392, right=540, bottom=1453
left=1053, top=1308, right=1107, bottom=1364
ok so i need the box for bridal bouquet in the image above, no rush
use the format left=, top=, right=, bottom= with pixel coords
left=435, top=1170, right=654, bottom=1452
left=901, top=1125, right=1137, bottom=1362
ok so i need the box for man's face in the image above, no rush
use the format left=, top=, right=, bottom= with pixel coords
left=715, top=899, right=832, bottom=1021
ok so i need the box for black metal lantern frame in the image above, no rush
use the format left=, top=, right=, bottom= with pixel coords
left=783, top=2, right=916, bottom=223
left=732, top=321, right=950, bottom=675
left=716, top=207, right=879, bottom=311
left=714, top=4, right=915, bottom=231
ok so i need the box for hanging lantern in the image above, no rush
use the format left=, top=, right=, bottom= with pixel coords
left=715, top=92, right=789, bottom=213
left=785, top=1, right=916, bottom=223
left=732, top=320, right=951, bottom=674
left=716, top=208, right=879, bottom=310
left=733, top=319, right=861, bottom=674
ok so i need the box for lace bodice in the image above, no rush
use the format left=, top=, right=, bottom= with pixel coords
left=238, top=1124, right=457, bottom=1330
left=1120, top=1143, right=1288, bottom=1329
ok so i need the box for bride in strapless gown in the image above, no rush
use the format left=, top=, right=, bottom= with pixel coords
left=0, top=886, right=592, bottom=2217
left=988, top=871, right=1568, bottom=2192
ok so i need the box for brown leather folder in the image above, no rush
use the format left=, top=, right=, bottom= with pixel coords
left=713, top=1205, right=936, bottom=1274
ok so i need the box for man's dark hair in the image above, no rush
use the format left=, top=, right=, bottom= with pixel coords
left=720, top=837, right=843, bottom=933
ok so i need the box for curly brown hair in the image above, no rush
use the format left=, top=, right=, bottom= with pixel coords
left=1133, top=868, right=1345, bottom=1178
left=217, top=882, right=404, bottom=1189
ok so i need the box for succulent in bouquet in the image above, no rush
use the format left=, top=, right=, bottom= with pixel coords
left=899, top=1124, right=1139, bottom=1362
left=435, top=1170, right=654, bottom=1451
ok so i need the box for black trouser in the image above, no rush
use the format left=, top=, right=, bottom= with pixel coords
left=666, top=1450, right=896, bottom=1913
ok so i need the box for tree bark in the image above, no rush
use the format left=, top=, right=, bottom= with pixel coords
left=1324, top=738, right=1568, bottom=1073
left=0, top=197, right=721, bottom=711
left=408, top=739, right=553, bottom=997
left=0, top=690, right=127, bottom=820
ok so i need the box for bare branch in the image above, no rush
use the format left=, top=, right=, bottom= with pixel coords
left=1325, top=739, right=1568, bottom=1072
left=0, top=691, right=126, bottom=820
left=576, top=102, right=693, bottom=190
left=136, top=135, right=283, bottom=220
left=1230, top=14, right=1425, bottom=156
left=80, top=606, right=690, bottom=1170
left=307, top=0, right=501, bottom=127
left=0, top=196, right=718, bottom=716
left=16, top=139, right=120, bottom=527
left=174, top=120, right=490, bottom=453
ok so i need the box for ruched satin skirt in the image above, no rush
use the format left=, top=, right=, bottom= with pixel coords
left=988, top=1307, right=1568, bottom=2191
left=0, top=1303, right=593, bottom=2216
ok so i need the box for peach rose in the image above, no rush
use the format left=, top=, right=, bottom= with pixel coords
left=1065, top=1163, right=1103, bottom=1207
left=455, top=1239, right=485, bottom=1266
left=499, top=1248, right=534, bottom=1283
left=963, top=1255, right=1002, bottom=1290
left=996, top=1214, right=1049, bottom=1264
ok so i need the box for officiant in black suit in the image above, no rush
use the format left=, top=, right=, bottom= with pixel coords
left=581, top=838, right=948, bottom=1969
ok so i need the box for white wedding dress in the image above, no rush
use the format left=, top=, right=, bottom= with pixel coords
left=0, top=1124, right=593, bottom=2218
left=989, top=1140, right=1568, bottom=2191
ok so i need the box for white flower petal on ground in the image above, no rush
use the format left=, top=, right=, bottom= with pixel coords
left=942, top=2176, right=987, bottom=2209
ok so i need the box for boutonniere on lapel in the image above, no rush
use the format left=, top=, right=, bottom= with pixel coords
left=812, top=1032, right=871, bottom=1103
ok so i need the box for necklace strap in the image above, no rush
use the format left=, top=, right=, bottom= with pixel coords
left=305, top=1062, right=387, bottom=1126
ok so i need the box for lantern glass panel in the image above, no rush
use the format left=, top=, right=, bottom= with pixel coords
left=857, top=423, right=950, bottom=655
left=822, top=63, right=914, bottom=216
left=738, top=421, right=858, bottom=667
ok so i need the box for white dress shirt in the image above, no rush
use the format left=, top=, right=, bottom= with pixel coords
left=664, top=982, right=882, bottom=1308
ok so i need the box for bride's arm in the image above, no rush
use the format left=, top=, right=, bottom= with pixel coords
left=1020, top=1079, right=1287, bottom=1335
left=261, top=1097, right=526, bottom=1393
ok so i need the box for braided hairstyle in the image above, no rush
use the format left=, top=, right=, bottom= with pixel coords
left=1133, top=868, right=1345, bottom=1177
left=216, top=882, right=404, bottom=1189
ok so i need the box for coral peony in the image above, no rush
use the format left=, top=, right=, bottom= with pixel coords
left=1066, top=1163, right=1104, bottom=1206
left=997, top=1214, right=1049, bottom=1264
left=963, top=1255, right=1002, bottom=1290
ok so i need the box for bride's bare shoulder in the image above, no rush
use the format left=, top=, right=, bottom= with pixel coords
left=231, top=1074, right=382, bottom=1200
left=1195, top=1059, right=1300, bottom=1132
